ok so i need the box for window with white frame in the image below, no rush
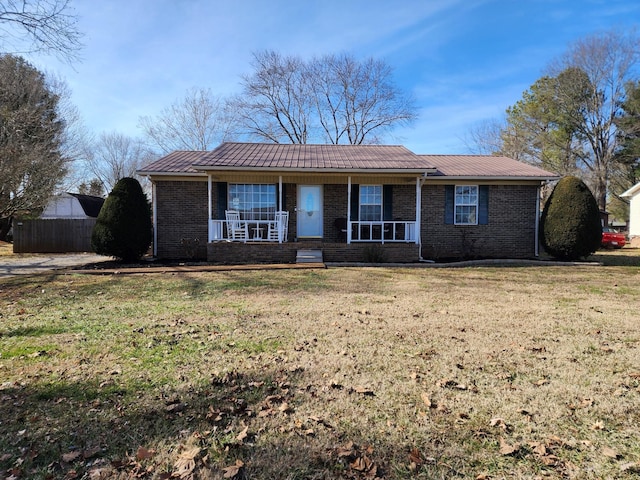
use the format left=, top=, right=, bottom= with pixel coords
left=228, top=184, right=276, bottom=220
left=359, top=185, right=382, bottom=221
left=455, top=185, right=478, bottom=225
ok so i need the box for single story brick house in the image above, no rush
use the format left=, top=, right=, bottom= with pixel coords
left=137, top=142, right=558, bottom=263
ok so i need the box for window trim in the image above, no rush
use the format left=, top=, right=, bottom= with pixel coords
left=228, top=183, right=277, bottom=221
left=454, top=185, right=479, bottom=225
left=359, top=184, right=383, bottom=222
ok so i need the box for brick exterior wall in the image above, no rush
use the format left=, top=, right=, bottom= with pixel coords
left=155, top=181, right=209, bottom=259
left=208, top=241, right=419, bottom=263
left=154, top=179, right=540, bottom=262
left=421, top=184, right=539, bottom=260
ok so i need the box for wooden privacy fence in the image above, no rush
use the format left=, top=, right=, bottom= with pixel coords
left=12, top=218, right=97, bottom=253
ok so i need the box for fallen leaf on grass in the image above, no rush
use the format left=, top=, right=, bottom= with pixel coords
left=352, top=386, right=375, bottom=396
left=408, top=447, right=423, bottom=466
left=489, top=417, right=509, bottom=431
left=620, top=462, right=640, bottom=473
left=236, top=426, right=249, bottom=443
left=62, top=451, right=82, bottom=462
left=337, top=441, right=355, bottom=458
left=136, top=447, right=155, bottom=460
left=222, top=460, right=244, bottom=478
left=420, top=392, right=432, bottom=409
left=173, top=447, right=200, bottom=478
left=499, top=437, right=520, bottom=456
left=602, top=447, right=619, bottom=459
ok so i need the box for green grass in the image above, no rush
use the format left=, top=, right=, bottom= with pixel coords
left=1, top=252, right=639, bottom=479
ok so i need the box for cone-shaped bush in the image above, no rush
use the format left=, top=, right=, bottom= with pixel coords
left=91, top=177, right=152, bottom=262
left=540, top=176, right=602, bottom=260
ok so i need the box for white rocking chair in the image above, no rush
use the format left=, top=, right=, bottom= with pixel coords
left=267, top=211, right=289, bottom=242
left=225, top=210, right=248, bottom=241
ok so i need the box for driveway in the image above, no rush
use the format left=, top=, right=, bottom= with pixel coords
left=0, top=253, right=110, bottom=278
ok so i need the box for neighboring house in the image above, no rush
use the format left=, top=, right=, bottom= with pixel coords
left=13, top=193, right=105, bottom=253
left=621, top=182, right=640, bottom=247
left=41, top=193, right=105, bottom=219
left=137, top=142, right=558, bottom=263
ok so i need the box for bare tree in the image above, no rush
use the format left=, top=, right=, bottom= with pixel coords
left=0, top=0, right=83, bottom=63
left=468, top=29, right=640, bottom=210
left=463, top=118, right=506, bottom=155
left=139, top=87, right=235, bottom=154
left=232, top=50, right=416, bottom=144
left=0, top=54, right=66, bottom=240
left=546, top=29, right=640, bottom=209
left=84, top=132, right=155, bottom=194
left=310, top=53, right=416, bottom=144
left=231, top=51, right=312, bottom=143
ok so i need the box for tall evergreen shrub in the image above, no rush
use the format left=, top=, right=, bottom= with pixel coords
left=540, top=176, right=602, bottom=260
left=91, top=177, right=152, bottom=262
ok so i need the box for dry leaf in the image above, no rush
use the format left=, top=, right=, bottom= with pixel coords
left=337, top=441, right=355, bottom=457
left=409, top=447, right=423, bottom=466
left=136, top=446, right=155, bottom=460
left=620, top=462, right=640, bottom=472
left=499, top=437, right=520, bottom=456
left=602, top=446, right=619, bottom=459
left=236, top=426, right=248, bottom=443
left=353, top=386, right=375, bottom=396
left=591, top=421, right=605, bottom=430
left=420, top=392, right=432, bottom=408
left=529, top=442, right=546, bottom=456
left=62, top=451, right=82, bottom=462
left=173, top=447, right=200, bottom=478
left=222, top=459, right=244, bottom=478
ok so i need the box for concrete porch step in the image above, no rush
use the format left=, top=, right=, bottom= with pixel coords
left=296, top=249, right=323, bottom=263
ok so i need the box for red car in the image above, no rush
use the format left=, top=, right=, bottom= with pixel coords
left=601, top=227, right=626, bottom=249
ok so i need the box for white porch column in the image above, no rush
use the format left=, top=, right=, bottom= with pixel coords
left=279, top=176, right=283, bottom=211
left=415, top=177, right=421, bottom=245
left=347, top=176, right=352, bottom=244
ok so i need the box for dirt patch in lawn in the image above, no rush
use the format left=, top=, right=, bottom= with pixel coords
left=1, top=256, right=639, bottom=479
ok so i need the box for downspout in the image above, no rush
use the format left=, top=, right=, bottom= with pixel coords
left=535, top=184, right=541, bottom=257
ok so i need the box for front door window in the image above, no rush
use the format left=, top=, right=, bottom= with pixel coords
left=297, top=185, right=323, bottom=237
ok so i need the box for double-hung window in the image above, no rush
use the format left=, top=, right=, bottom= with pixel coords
left=359, top=185, right=382, bottom=221
left=228, top=184, right=276, bottom=220
left=455, top=185, right=478, bottom=225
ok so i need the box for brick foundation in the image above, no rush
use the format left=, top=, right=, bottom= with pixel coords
left=207, top=241, right=420, bottom=264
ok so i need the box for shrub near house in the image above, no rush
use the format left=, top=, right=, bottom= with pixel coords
left=91, top=178, right=152, bottom=262
left=540, top=176, right=602, bottom=260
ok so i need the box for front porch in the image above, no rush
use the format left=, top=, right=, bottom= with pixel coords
left=207, top=240, right=421, bottom=264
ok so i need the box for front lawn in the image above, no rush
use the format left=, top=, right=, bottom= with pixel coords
left=1, top=250, right=639, bottom=479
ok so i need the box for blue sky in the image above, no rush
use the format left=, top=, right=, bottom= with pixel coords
left=30, top=0, right=640, bottom=154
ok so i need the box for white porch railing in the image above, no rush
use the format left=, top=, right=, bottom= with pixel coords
left=209, top=218, right=289, bottom=243
left=348, top=221, right=417, bottom=243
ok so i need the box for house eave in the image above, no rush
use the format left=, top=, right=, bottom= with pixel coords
left=137, top=171, right=207, bottom=178
left=192, top=165, right=437, bottom=175
left=426, top=175, right=559, bottom=182
left=621, top=182, right=640, bottom=198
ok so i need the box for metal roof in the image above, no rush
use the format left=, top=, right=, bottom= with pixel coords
left=138, top=143, right=559, bottom=180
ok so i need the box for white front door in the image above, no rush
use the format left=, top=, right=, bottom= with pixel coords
left=297, top=185, right=323, bottom=238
